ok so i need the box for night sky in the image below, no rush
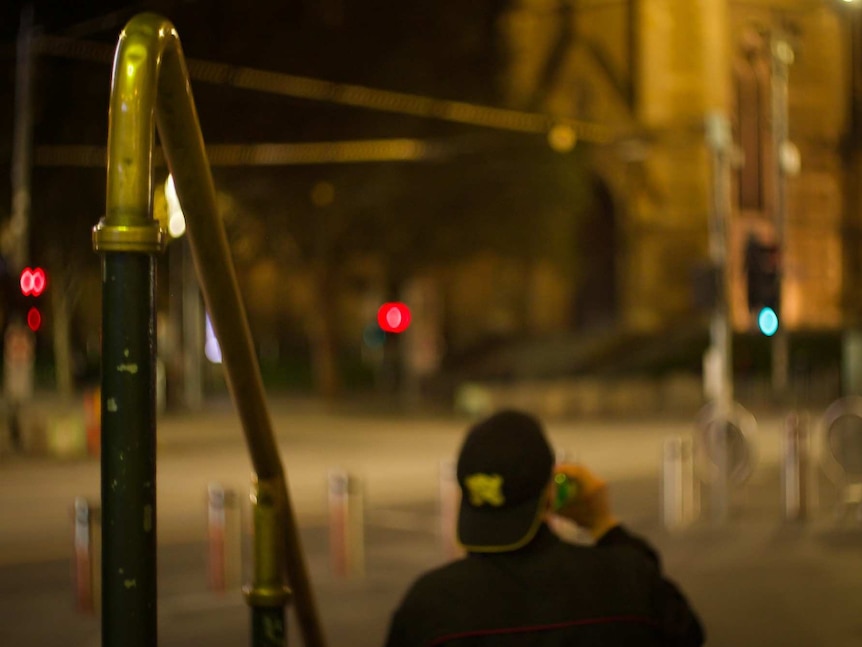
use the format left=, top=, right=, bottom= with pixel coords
left=1, top=1, right=136, bottom=42
left=0, top=0, right=606, bottom=396
left=0, top=0, right=576, bottom=319
left=3, top=0, right=571, bottom=285
left=2, top=0, right=509, bottom=150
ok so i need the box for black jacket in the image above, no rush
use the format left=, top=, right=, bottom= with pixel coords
left=384, top=524, right=704, bottom=647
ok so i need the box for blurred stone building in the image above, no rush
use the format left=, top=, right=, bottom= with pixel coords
left=498, top=0, right=858, bottom=335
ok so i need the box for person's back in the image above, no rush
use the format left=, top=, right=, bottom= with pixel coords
left=383, top=410, right=704, bottom=647
left=388, top=527, right=669, bottom=646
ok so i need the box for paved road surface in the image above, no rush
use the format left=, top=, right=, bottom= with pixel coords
left=1, top=396, right=861, bottom=646
left=3, top=396, right=759, bottom=565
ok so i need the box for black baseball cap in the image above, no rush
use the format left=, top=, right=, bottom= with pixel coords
left=456, top=409, right=555, bottom=552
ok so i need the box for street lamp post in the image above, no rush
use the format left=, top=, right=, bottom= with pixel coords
left=705, top=112, right=735, bottom=524
left=8, top=4, right=35, bottom=273
left=770, top=30, right=795, bottom=398
left=165, top=175, right=204, bottom=411
left=841, top=1, right=862, bottom=395
left=705, top=112, right=734, bottom=420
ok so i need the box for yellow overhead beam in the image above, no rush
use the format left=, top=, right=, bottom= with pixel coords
left=36, top=33, right=614, bottom=143
left=34, top=138, right=447, bottom=167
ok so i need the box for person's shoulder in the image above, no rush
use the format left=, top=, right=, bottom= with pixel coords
left=595, top=525, right=663, bottom=570
left=386, top=557, right=493, bottom=647
left=545, top=528, right=662, bottom=588
left=407, top=556, right=475, bottom=590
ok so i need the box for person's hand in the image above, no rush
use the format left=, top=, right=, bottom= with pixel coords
left=549, top=464, right=619, bottom=540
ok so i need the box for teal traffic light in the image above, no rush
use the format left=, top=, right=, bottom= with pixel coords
left=745, top=236, right=780, bottom=335
left=757, top=306, right=779, bottom=337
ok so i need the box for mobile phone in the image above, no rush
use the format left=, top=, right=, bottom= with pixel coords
left=553, top=472, right=579, bottom=511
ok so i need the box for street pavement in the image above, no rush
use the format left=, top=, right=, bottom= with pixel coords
left=1, top=394, right=861, bottom=646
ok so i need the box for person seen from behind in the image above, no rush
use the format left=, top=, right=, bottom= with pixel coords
left=384, top=409, right=705, bottom=647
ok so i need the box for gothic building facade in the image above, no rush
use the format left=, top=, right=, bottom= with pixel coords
left=499, top=0, right=858, bottom=335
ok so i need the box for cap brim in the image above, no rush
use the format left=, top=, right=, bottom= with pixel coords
left=457, top=494, right=546, bottom=553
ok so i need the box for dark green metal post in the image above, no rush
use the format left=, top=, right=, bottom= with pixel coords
left=252, top=607, right=288, bottom=646
left=96, top=13, right=325, bottom=647
left=100, top=253, right=158, bottom=646
left=93, top=14, right=167, bottom=647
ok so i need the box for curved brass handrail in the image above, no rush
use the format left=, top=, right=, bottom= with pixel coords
left=93, top=13, right=325, bottom=647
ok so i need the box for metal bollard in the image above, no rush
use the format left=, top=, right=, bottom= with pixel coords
left=708, top=420, right=730, bottom=524
left=73, top=497, right=101, bottom=614
left=820, top=396, right=862, bottom=522
left=840, top=483, right=862, bottom=523
left=208, top=483, right=241, bottom=592
left=662, top=436, right=698, bottom=530
left=83, top=388, right=101, bottom=458
left=438, top=459, right=463, bottom=559
left=693, top=402, right=758, bottom=525
left=782, top=413, right=810, bottom=521
left=327, top=469, right=365, bottom=578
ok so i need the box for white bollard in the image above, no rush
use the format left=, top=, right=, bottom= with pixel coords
left=327, top=469, right=365, bottom=578
left=73, top=497, right=101, bottom=614
left=207, top=483, right=241, bottom=592
left=820, top=397, right=862, bottom=521
left=841, top=483, right=862, bottom=523
left=709, top=421, right=730, bottom=524
left=662, top=436, right=698, bottom=530
left=782, top=414, right=810, bottom=521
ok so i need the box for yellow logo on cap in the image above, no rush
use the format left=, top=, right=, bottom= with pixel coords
left=465, top=473, right=505, bottom=507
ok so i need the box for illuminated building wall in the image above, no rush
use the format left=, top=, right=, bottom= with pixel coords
left=500, top=0, right=852, bottom=334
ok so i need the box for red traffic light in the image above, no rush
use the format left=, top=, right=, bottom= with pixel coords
left=26, top=306, right=42, bottom=332
left=20, top=267, right=47, bottom=297
left=377, top=302, right=411, bottom=333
